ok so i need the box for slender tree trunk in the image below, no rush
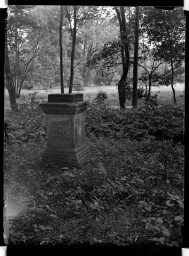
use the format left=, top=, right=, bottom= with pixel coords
left=18, top=80, right=24, bottom=98
left=132, top=6, right=139, bottom=108
left=69, top=6, right=77, bottom=94
left=16, top=79, right=19, bottom=98
left=15, top=28, right=20, bottom=98
left=145, top=83, right=148, bottom=97
left=170, top=60, right=177, bottom=105
left=115, top=6, right=130, bottom=109
left=5, top=38, right=19, bottom=111
left=59, top=5, right=64, bottom=93
left=82, top=31, right=88, bottom=85
left=147, top=74, right=152, bottom=100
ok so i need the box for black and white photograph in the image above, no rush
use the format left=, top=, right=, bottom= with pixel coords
left=4, top=5, right=185, bottom=248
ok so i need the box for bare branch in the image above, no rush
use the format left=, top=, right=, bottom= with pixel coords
left=138, top=63, right=150, bottom=74
left=26, top=65, right=41, bottom=73
left=151, top=61, right=164, bottom=74
left=114, top=7, right=121, bottom=25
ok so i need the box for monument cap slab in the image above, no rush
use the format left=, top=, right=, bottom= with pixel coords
left=48, top=93, right=83, bottom=103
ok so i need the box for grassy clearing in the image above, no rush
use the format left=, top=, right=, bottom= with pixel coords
left=4, top=85, right=184, bottom=109
left=4, top=92, right=184, bottom=246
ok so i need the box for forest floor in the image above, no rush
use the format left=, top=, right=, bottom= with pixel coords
left=4, top=91, right=184, bottom=246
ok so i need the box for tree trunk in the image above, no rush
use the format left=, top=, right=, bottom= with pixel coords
left=18, top=80, right=24, bottom=98
left=145, top=83, right=148, bottom=97
left=82, top=31, right=88, bottom=85
left=4, top=38, right=19, bottom=111
left=147, top=74, right=152, bottom=100
left=59, top=5, right=64, bottom=93
left=15, top=28, right=20, bottom=98
left=115, top=6, right=130, bottom=109
left=132, top=6, right=139, bottom=108
left=69, top=6, right=77, bottom=93
left=16, top=78, right=19, bottom=98
left=170, top=60, right=177, bottom=105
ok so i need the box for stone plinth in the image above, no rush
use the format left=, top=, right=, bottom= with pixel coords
left=40, top=94, right=90, bottom=167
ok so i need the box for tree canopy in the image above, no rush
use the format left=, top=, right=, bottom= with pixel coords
left=5, top=6, right=185, bottom=110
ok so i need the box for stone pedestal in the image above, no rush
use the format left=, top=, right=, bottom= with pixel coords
left=40, top=94, right=90, bottom=167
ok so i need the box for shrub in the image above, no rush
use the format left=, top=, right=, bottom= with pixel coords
left=22, top=82, right=33, bottom=90
left=4, top=93, right=47, bottom=144
left=137, top=86, right=146, bottom=99
left=125, top=84, right=146, bottom=99
left=94, top=91, right=108, bottom=102
left=144, top=92, right=160, bottom=108
left=85, top=101, right=184, bottom=144
left=4, top=121, right=10, bottom=141
left=74, top=84, right=84, bottom=91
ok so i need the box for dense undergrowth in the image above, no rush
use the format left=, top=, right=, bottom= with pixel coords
left=4, top=93, right=184, bottom=246
left=86, top=100, right=184, bottom=144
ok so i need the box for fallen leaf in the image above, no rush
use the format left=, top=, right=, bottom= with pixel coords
left=177, top=200, right=184, bottom=208
left=40, top=241, right=46, bottom=245
left=162, top=210, right=170, bottom=215
left=174, top=216, right=183, bottom=222
left=134, top=234, right=139, bottom=243
left=149, top=238, right=159, bottom=242
left=98, top=162, right=107, bottom=176
left=161, top=226, right=171, bottom=237
left=50, top=214, right=57, bottom=218
left=38, top=225, right=52, bottom=231
left=38, top=225, right=46, bottom=231
left=94, top=238, right=103, bottom=243
left=145, top=222, right=154, bottom=230
left=47, top=192, right=53, bottom=196
left=159, top=237, right=166, bottom=245
left=45, top=204, right=52, bottom=210
left=153, top=225, right=161, bottom=231
left=145, top=205, right=152, bottom=212
left=156, top=217, right=164, bottom=224
left=166, top=200, right=175, bottom=207
left=62, top=167, right=69, bottom=171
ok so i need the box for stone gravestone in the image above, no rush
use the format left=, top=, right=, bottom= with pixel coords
left=40, top=94, right=90, bottom=167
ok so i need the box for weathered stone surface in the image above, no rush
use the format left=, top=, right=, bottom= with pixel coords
left=41, top=143, right=90, bottom=168
left=47, top=115, right=74, bottom=148
left=40, top=94, right=89, bottom=167
left=40, top=102, right=88, bottom=115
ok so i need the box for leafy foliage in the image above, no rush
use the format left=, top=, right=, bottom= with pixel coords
left=124, top=83, right=145, bottom=99
left=94, top=90, right=108, bottom=102
left=86, top=99, right=184, bottom=144
left=4, top=94, right=184, bottom=245
left=4, top=92, right=46, bottom=144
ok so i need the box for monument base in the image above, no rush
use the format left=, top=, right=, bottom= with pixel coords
left=41, top=142, right=90, bottom=168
